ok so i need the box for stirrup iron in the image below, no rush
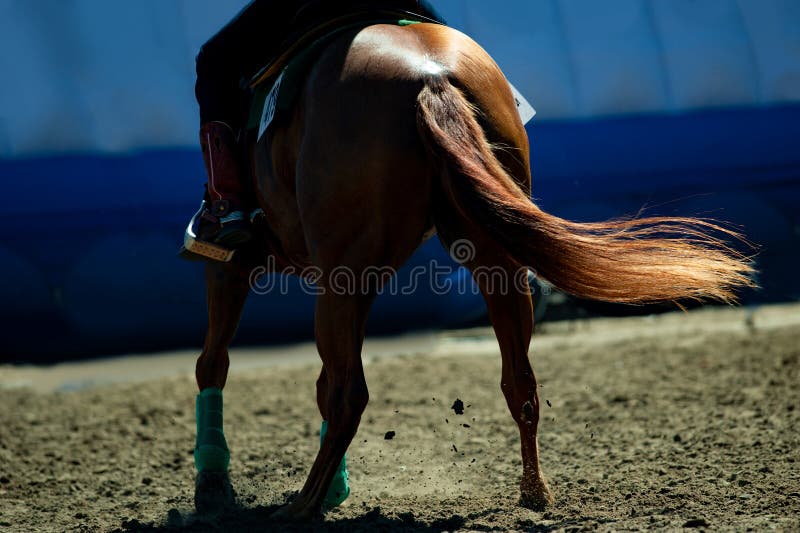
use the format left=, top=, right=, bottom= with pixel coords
left=183, top=202, right=236, bottom=262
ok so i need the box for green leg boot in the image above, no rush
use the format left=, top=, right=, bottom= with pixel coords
left=320, top=420, right=350, bottom=508
left=194, top=388, right=234, bottom=513
left=195, top=387, right=230, bottom=472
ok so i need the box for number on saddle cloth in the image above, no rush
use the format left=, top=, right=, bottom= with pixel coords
left=258, top=69, right=285, bottom=141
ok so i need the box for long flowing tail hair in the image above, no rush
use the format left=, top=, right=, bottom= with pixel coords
left=417, top=76, right=756, bottom=304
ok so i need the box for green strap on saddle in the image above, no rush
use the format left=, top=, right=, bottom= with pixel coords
left=320, top=420, right=351, bottom=508
left=194, top=387, right=230, bottom=473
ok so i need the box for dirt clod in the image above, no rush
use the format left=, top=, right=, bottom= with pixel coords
left=451, top=399, right=464, bottom=415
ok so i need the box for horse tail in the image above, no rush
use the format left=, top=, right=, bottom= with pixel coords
left=416, top=75, right=756, bottom=304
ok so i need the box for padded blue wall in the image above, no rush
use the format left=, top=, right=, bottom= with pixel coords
left=0, top=149, right=489, bottom=360
left=3, top=104, right=798, bottom=359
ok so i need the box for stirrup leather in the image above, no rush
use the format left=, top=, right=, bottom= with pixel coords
left=183, top=201, right=236, bottom=262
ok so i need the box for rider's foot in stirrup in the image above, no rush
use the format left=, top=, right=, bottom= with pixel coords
left=203, top=199, right=252, bottom=247
left=181, top=121, right=253, bottom=261
left=180, top=201, right=252, bottom=262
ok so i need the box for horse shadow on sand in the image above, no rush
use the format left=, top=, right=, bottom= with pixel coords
left=110, top=499, right=611, bottom=533
left=108, top=472, right=606, bottom=532
left=112, top=502, right=467, bottom=533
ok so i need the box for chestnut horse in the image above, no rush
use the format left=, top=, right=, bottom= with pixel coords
left=193, top=23, right=754, bottom=519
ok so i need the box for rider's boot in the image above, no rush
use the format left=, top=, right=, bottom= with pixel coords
left=181, top=121, right=252, bottom=261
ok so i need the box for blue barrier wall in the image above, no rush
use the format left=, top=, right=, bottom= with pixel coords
left=0, top=148, right=488, bottom=360
left=3, top=103, right=798, bottom=359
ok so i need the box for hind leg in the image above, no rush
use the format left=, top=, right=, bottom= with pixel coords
left=467, top=252, right=553, bottom=510
left=194, top=259, right=252, bottom=513
left=276, top=291, right=372, bottom=519
left=315, top=366, right=351, bottom=508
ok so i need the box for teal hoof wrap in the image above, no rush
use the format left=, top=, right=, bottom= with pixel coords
left=320, top=420, right=350, bottom=508
left=194, top=387, right=230, bottom=473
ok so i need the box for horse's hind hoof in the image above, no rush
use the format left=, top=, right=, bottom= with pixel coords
left=194, top=471, right=236, bottom=514
left=519, top=488, right=554, bottom=511
left=271, top=501, right=321, bottom=522
left=270, top=491, right=324, bottom=522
